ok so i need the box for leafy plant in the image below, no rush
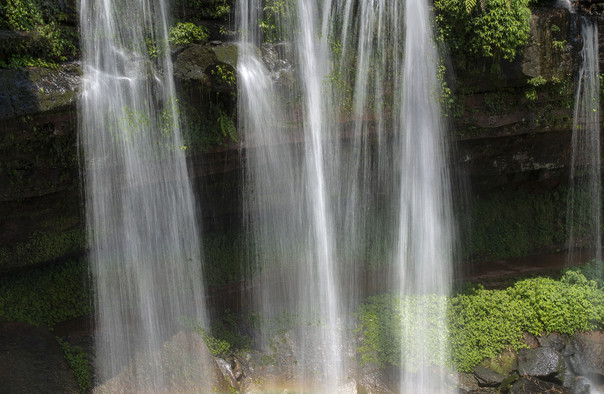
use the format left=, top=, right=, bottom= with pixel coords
left=260, top=0, right=296, bottom=42
left=434, top=0, right=532, bottom=62
left=207, top=0, right=230, bottom=20
left=553, top=40, right=566, bottom=50
left=0, top=0, right=77, bottom=67
left=357, top=270, right=604, bottom=372
left=217, top=109, right=237, bottom=142
left=57, top=338, right=92, bottom=393
left=169, top=22, right=209, bottom=46
left=0, top=259, right=91, bottom=327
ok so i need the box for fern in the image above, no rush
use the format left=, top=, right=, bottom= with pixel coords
left=217, top=110, right=237, bottom=142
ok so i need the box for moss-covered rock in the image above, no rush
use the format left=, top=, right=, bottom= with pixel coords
left=0, top=63, right=80, bottom=120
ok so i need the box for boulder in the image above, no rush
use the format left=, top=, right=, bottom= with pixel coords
left=173, top=44, right=217, bottom=82
left=564, top=375, right=594, bottom=394
left=0, top=322, right=79, bottom=393
left=538, top=332, right=567, bottom=353
left=94, top=331, right=229, bottom=393
left=0, top=63, right=80, bottom=121
left=474, top=364, right=507, bottom=386
left=510, top=377, right=566, bottom=394
left=565, top=331, right=604, bottom=378
left=517, top=347, right=564, bottom=380
left=458, top=372, right=480, bottom=392
left=173, top=42, right=238, bottom=82
left=521, top=7, right=574, bottom=80
left=356, top=367, right=397, bottom=393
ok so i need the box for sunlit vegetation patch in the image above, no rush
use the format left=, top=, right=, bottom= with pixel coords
left=434, top=0, right=532, bottom=62
left=358, top=266, right=604, bottom=372
left=0, top=0, right=78, bottom=68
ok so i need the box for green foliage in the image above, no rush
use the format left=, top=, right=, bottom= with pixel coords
left=260, top=0, right=296, bottom=43
left=0, top=229, right=86, bottom=272
left=56, top=338, right=92, bottom=393
left=525, top=88, right=537, bottom=101
left=464, top=189, right=567, bottom=261
left=434, top=0, right=531, bottom=62
left=357, top=271, right=604, bottom=372
left=564, top=259, right=604, bottom=287
left=197, top=327, right=232, bottom=357
left=527, top=76, right=547, bottom=87
left=211, top=64, right=236, bottom=86
left=0, top=0, right=77, bottom=67
left=357, top=294, right=449, bottom=369
left=552, top=40, right=566, bottom=51
left=0, top=55, right=57, bottom=69
left=169, top=22, right=209, bottom=46
left=173, top=0, right=230, bottom=21
left=207, top=0, right=231, bottom=20
left=203, top=231, right=246, bottom=287
left=0, top=259, right=91, bottom=327
left=438, top=63, right=456, bottom=116
left=217, top=109, right=238, bottom=142
left=184, top=310, right=253, bottom=357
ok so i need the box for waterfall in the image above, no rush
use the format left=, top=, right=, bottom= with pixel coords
left=397, top=0, right=454, bottom=390
left=567, top=18, right=601, bottom=264
left=239, top=0, right=455, bottom=390
left=239, top=0, right=345, bottom=389
left=79, top=0, right=212, bottom=390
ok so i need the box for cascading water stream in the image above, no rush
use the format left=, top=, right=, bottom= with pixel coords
left=567, top=17, right=601, bottom=265
left=397, top=0, right=454, bottom=390
left=239, top=0, right=454, bottom=390
left=80, top=0, right=212, bottom=390
left=239, top=0, right=345, bottom=389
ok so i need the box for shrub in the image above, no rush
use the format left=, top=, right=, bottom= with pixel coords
left=169, top=22, right=209, bottom=46
left=434, top=0, right=532, bottom=62
left=357, top=270, right=604, bottom=372
left=0, top=0, right=77, bottom=67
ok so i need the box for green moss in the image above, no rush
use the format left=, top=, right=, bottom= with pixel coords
left=56, top=337, right=92, bottom=393
left=203, top=231, right=246, bottom=288
left=464, top=188, right=567, bottom=261
left=357, top=269, right=604, bottom=372
left=0, top=228, right=85, bottom=273
left=482, top=350, right=517, bottom=376
left=0, top=259, right=91, bottom=327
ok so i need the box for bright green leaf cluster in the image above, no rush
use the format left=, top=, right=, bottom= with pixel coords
left=357, top=270, right=604, bottom=372
left=434, top=0, right=532, bottom=62
left=169, top=22, right=210, bottom=46
left=0, top=0, right=77, bottom=67
left=260, top=0, right=296, bottom=43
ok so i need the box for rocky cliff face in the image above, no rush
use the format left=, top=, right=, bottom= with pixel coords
left=0, top=5, right=601, bottom=274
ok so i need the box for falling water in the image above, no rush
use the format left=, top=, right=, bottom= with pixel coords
left=397, top=0, right=454, bottom=390
left=567, top=18, right=601, bottom=264
left=79, top=0, right=212, bottom=390
left=337, top=0, right=455, bottom=390
left=240, top=0, right=454, bottom=390
left=239, top=0, right=345, bottom=389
